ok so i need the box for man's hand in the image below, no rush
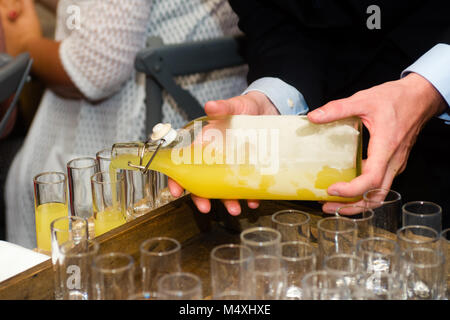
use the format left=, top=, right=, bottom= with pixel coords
left=308, top=73, right=447, bottom=214
left=0, top=0, right=42, bottom=56
left=168, top=91, right=279, bottom=215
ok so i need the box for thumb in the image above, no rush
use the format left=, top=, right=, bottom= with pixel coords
left=308, top=98, right=364, bottom=124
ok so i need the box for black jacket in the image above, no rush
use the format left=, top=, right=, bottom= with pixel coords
left=229, top=0, right=450, bottom=108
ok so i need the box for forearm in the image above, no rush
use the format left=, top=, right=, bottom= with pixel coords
left=36, top=0, right=59, bottom=14
left=24, top=37, right=84, bottom=99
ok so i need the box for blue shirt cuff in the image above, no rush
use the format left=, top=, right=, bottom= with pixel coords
left=242, top=77, right=309, bottom=115
left=401, top=43, right=450, bottom=125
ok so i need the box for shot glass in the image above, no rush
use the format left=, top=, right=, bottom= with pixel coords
left=127, top=169, right=158, bottom=219
left=280, top=241, right=317, bottom=300
left=252, top=255, right=286, bottom=300
left=360, top=271, right=406, bottom=300
left=336, top=205, right=374, bottom=240
left=399, top=247, right=445, bottom=300
left=97, top=148, right=139, bottom=220
left=271, top=210, right=311, bottom=242
left=34, top=172, right=69, bottom=254
left=323, top=254, right=365, bottom=297
left=50, top=216, right=89, bottom=300
left=57, top=239, right=99, bottom=300
left=96, top=148, right=112, bottom=172
left=396, top=225, right=440, bottom=251
left=356, top=237, right=400, bottom=274
left=301, top=270, right=351, bottom=300
left=440, top=228, right=450, bottom=300
left=157, top=272, right=203, bottom=300
left=67, top=157, right=99, bottom=220
left=363, top=188, right=402, bottom=234
left=317, top=217, right=357, bottom=266
left=153, top=173, right=174, bottom=208
left=140, top=237, right=181, bottom=297
left=91, top=171, right=127, bottom=237
left=240, top=227, right=281, bottom=257
left=402, top=201, right=442, bottom=233
left=210, top=244, right=255, bottom=300
left=92, top=252, right=135, bottom=300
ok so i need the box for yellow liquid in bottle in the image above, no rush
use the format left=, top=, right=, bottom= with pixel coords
left=35, top=202, right=68, bottom=253
left=94, top=207, right=126, bottom=237
left=111, top=147, right=360, bottom=202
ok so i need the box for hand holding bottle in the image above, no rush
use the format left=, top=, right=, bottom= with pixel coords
left=308, top=73, right=447, bottom=214
left=168, top=91, right=280, bottom=216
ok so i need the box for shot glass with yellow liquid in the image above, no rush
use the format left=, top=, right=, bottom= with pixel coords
left=33, top=172, right=69, bottom=254
left=91, top=171, right=127, bottom=237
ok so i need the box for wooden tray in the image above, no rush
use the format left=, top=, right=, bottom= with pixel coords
left=0, top=196, right=396, bottom=300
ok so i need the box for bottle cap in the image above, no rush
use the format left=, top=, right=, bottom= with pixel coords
left=151, top=123, right=177, bottom=146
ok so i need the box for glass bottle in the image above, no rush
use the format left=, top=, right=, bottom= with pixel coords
left=111, top=115, right=362, bottom=202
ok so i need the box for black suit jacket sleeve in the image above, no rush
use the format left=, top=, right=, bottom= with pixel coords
left=387, top=1, right=450, bottom=59
left=229, top=0, right=450, bottom=108
left=229, top=0, right=328, bottom=109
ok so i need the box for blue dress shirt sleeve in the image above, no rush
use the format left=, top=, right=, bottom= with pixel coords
left=401, top=43, right=450, bottom=125
left=242, top=77, right=309, bottom=115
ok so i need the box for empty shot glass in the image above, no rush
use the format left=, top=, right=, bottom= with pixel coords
left=57, top=239, right=99, bottom=300
left=252, top=255, right=286, bottom=300
left=336, top=205, right=374, bottom=240
left=127, top=169, right=158, bottom=219
left=67, top=157, right=99, bottom=220
left=301, top=270, right=351, bottom=300
left=140, top=237, right=181, bottom=297
left=280, top=241, right=317, bottom=300
left=92, top=252, right=135, bottom=300
left=399, top=247, right=445, bottom=300
left=317, top=217, right=357, bottom=266
left=396, top=225, right=440, bottom=251
left=361, top=271, right=406, bottom=300
left=240, top=227, right=282, bottom=257
left=402, top=201, right=442, bottom=233
left=50, top=216, right=89, bottom=300
left=323, top=254, right=365, bottom=297
left=356, top=237, right=400, bottom=274
left=271, top=209, right=310, bottom=242
left=96, top=148, right=112, bottom=172
left=363, top=188, right=402, bottom=234
left=210, top=244, right=255, bottom=300
left=157, top=272, right=203, bottom=300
